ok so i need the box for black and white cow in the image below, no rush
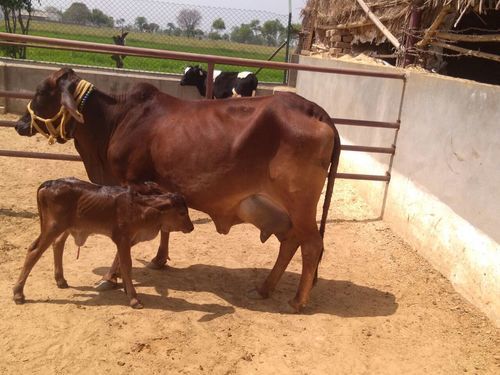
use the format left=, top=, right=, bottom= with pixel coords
left=180, top=65, right=258, bottom=99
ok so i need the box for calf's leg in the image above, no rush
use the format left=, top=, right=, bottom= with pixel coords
left=100, top=231, right=170, bottom=289
left=96, top=252, right=120, bottom=291
left=115, top=240, right=142, bottom=309
left=13, top=227, right=62, bottom=304
left=53, top=232, right=69, bottom=288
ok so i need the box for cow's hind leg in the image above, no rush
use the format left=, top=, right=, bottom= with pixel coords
left=148, top=230, right=170, bottom=269
left=289, top=231, right=324, bottom=312
left=13, top=227, right=63, bottom=304
left=53, top=232, right=69, bottom=288
left=253, top=235, right=300, bottom=299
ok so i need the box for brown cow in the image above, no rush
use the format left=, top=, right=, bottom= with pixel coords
left=15, top=68, right=341, bottom=312
left=12, top=178, right=194, bottom=309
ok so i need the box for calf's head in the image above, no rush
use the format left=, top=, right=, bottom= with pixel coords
left=180, top=65, right=206, bottom=86
left=15, top=68, right=88, bottom=144
left=143, top=192, right=194, bottom=234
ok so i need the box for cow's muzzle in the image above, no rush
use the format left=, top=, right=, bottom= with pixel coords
left=14, top=116, right=34, bottom=137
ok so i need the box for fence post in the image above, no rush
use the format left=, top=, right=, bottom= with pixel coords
left=283, top=0, right=292, bottom=84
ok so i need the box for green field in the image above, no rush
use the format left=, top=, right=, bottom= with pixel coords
left=0, top=21, right=287, bottom=82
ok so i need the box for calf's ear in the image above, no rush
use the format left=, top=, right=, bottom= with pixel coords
left=59, top=79, right=84, bottom=123
left=156, top=198, right=174, bottom=211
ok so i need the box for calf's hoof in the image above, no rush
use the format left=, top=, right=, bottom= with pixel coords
left=95, top=279, right=119, bottom=291
left=56, top=279, right=69, bottom=289
left=13, top=293, right=25, bottom=305
left=130, top=298, right=144, bottom=309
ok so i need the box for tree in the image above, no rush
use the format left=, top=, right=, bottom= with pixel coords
left=176, top=8, right=202, bottom=38
left=45, top=6, right=62, bottom=21
left=211, top=18, right=225, bottom=32
left=62, top=2, right=91, bottom=25
left=0, top=0, right=40, bottom=59
left=209, top=17, right=225, bottom=40
left=134, top=16, right=147, bottom=32
left=261, top=19, right=286, bottom=46
left=164, top=22, right=181, bottom=36
left=230, top=20, right=264, bottom=45
left=90, top=8, right=113, bottom=27
left=115, top=18, right=126, bottom=29
left=145, top=22, right=160, bottom=33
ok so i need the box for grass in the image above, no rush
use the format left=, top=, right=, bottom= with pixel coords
left=0, top=21, right=287, bottom=82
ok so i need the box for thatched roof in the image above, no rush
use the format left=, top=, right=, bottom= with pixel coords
left=301, top=0, right=500, bottom=45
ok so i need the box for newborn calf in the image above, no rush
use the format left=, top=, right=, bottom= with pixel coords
left=13, top=178, right=194, bottom=309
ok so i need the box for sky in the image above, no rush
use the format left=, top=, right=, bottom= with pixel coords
left=152, top=0, right=308, bottom=22
left=40, top=0, right=309, bottom=31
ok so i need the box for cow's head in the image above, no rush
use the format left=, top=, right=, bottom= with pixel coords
left=180, top=65, right=206, bottom=86
left=15, top=68, right=88, bottom=144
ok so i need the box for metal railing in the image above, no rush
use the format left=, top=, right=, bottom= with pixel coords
left=0, top=32, right=405, bottom=183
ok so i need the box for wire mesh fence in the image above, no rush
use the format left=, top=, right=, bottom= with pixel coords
left=0, top=0, right=295, bottom=82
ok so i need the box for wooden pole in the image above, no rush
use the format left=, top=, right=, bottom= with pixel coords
left=355, top=0, right=401, bottom=50
left=435, top=32, right=500, bottom=43
left=431, top=41, right=500, bottom=63
left=416, top=5, right=452, bottom=48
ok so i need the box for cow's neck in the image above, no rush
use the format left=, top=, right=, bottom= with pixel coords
left=74, top=89, right=121, bottom=185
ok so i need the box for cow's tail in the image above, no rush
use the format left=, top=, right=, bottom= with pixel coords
left=315, top=125, right=341, bottom=283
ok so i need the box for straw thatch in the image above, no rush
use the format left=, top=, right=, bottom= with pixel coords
left=301, top=0, right=500, bottom=46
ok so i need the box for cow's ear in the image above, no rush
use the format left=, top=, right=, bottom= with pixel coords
left=59, top=79, right=84, bottom=123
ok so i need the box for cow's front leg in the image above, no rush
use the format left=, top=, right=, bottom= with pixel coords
left=147, top=230, right=170, bottom=269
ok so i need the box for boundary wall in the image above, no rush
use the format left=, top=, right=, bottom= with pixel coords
left=0, top=60, right=275, bottom=114
left=297, top=56, right=500, bottom=326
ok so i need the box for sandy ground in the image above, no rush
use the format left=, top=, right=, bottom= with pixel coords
left=0, top=116, right=499, bottom=374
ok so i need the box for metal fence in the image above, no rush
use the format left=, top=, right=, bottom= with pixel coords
left=0, top=0, right=293, bottom=82
left=0, top=31, right=405, bottom=185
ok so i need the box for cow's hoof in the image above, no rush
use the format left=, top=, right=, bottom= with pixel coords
left=95, top=279, right=119, bottom=291
left=56, top=279, right=69, bottom=289
left=246, top=287, right=268, bottom=300
left=130, top=298, right=143, bottom=309
left=13, top=293, right=25, bottom=305
left=146, top=259, right=167, bottom=270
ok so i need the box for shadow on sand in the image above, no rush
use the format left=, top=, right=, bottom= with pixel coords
left=26, top=263, right=398, bottom=321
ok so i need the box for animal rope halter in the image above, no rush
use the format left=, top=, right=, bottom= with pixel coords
left=27, top=79, right=94, bottom=145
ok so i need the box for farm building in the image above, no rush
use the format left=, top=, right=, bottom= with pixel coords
left=299, top=0, right=500, bottom=85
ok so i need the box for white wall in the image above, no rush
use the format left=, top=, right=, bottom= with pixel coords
left=297, top=56, right=500, bottom=326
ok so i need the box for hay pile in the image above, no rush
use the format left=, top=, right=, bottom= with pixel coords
left=300, top=0, right=499, bottom=46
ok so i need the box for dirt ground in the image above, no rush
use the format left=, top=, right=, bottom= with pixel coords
left=0, top=115, right=498, bottom=374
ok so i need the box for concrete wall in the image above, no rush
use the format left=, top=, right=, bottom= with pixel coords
left=297, top=56, right=500, bottom=326
left=0, top=59, right=276, bottom=113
